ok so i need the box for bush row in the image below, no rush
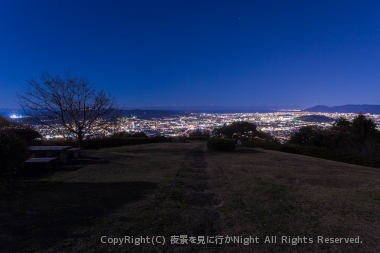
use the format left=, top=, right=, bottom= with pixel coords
left=207, top=138, right=236, bottom=152
left=186, top=136, right=210, bottom=141
left=244, top=140, right=380, bottom=168
left=32, top=136, right=170, bottom=149
left=82, top=136, right=169, bottom=149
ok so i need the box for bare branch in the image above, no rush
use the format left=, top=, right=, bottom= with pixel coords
left=17, top=72, right=120, bottom=146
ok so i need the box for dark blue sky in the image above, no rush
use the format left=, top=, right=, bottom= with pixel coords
left=1, top=0, right=380, bottom=110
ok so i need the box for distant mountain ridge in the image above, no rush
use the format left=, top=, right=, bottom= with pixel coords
left=304, top=104, right=380, bottom=114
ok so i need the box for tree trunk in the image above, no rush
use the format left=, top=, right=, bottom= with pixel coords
left=78, top=131, right=83, bottom=147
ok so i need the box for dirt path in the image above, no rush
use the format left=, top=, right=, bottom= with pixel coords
left=164, top=142, right=230, bottom=252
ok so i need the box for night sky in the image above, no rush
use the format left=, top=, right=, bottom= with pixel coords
left=1, top=0, right=380, bottom=110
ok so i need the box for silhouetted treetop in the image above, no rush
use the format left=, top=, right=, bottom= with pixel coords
left=17, top=72, right=120, bottom=147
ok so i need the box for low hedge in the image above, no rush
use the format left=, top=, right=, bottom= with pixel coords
left=207, top=138, right=235, bottom=152
left=186, top=136, right=210, bottom=141
left=244, top=140, right=380, bottom=168
left=82, top=136, right=169, bottom=149
left=35, top=136, right=170, bottom=149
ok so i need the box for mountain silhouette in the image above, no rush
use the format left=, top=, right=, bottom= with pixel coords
left=304, top=104, right=380, bottom=114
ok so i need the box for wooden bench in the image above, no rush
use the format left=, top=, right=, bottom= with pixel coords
left=67, top=147, right=83, bottom=159
left=24, top=157, right=57, bottom=175
left=28, top=146, right=72, bottom=164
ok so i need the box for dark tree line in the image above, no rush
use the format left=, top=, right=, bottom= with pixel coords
left=288, top=115, right=380, bottom=160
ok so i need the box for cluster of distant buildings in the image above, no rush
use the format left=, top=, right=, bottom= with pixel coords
left=4, top=111, right=380, bottom=143
left=101, top=111, right=380, bottom=143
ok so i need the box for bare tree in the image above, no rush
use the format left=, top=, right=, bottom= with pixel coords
left=17, top=72, right=120, bottom=147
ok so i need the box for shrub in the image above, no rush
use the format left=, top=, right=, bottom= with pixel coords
left=0, top=133, right=28, bottom=177
left=39, top=139, right=76, bottom=146
left=111, top=131, right=148, bottom=138
left=244, top=140, right=281, bottom=151
left=0, top=128, right=42, bottom=145
left=187, top=136, right=210, bottom=141
left=82, top=136, right=169, bottom=149
left=207, top=138, right=235, bottom=152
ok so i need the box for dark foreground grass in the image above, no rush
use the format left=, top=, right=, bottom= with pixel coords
left=1, top=181, right=156, bottom=252
left=1, top=142, right=380, bottom=252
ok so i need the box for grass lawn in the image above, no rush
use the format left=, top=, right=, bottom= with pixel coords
left=1, top=141, right=380, bottom=252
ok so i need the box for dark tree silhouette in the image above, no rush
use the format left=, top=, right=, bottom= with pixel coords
left=288, top=115, right=380, bottom=160
left=351, top=114, right=378, bottom=142
left=331, top=117, right=352, bottom=133
left=212, top=121, right=257, bottom=139
left=212, top=121, right=276, bottom=141
left=288, top=125, right=323, bottom=146
left=17, top=72, right=120, bottom=147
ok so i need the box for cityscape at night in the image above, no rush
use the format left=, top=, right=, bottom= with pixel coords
left=2, top=1, right=380, bottom=252
left=2, top=108, right=380, bottom=143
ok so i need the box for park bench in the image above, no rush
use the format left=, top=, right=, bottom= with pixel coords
left=28, top=146, right=72, bottom=164
left=24, top=157, right=57, bottom=175
left=67, top=147, right=83, bottom=159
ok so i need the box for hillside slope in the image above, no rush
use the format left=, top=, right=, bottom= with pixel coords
left=1, top=141, right=379, bottom=252
left=0, top=115, right=14, bottom=127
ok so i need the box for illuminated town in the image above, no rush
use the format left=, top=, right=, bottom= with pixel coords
left=7, top=111, right=379, bottom=143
